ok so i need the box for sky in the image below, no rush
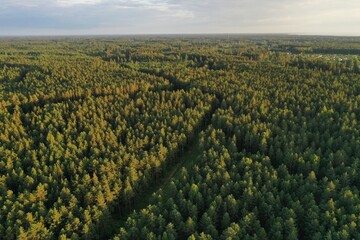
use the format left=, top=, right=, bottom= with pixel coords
left=0, top=0, right=359, bottom=36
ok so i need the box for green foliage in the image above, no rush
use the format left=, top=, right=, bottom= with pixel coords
left=0, top=36, right=359, bottom=239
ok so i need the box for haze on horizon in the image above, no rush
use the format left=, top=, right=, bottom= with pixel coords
left=0, top=0, right=359, bottom=36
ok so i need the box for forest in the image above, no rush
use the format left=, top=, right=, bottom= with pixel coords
left=0, top=35, right=359, bottom=240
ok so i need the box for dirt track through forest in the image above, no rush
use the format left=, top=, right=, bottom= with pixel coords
left=105, top=66, right=220, bottom=239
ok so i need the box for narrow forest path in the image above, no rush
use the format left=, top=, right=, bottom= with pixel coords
left=107, top=103, right=218, bottom=239
left=108, top=137, right=203, bottom=238
left=105, top=65, right=220, bottom=239
left=6, top=87, right=141, bottom=114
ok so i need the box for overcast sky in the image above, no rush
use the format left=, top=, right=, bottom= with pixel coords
left=0, top=0, right=359, bottom=36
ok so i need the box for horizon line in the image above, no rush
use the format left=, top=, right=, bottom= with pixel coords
left=0, top=32, right=359, bottom=38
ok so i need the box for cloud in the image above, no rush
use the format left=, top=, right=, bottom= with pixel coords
left=1, top=0, right=103, bottom=7
left=109, top=0, right=194, bottom=17
left=56, top=0, right=104, bottom=7
left=0, top=0, right=359, bottom=35
left=0, top=0, right=46, bottom=8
